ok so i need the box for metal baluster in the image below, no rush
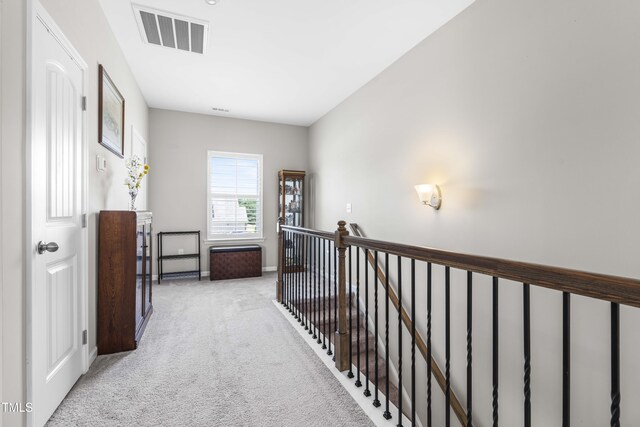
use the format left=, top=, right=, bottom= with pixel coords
left=493, top=277, right=499, bottom=427
left=445, top=266, right=451, bottom=427
left=348, top=246, right=354, bottom=378
left=300, top=234, right=304, bottom=324
left=397, top=256, right=403, bottom=426
left=315, top=237, right=320, bottom=342
left=301, top=235, right=305, bottom=325
left=283, top=231, right=287, bottom=310
left=334, top=244, right=338, bottom=361
left=291, top=232, right=296, bottom=316
left=278, top=230, right=287, bottom=307
left=296, top=234, right=304, bottom=325
left=563, top=292, right=570, bottom=427
left=158, top=234, right=162, bottom=284
left=322, top=239, right=327, bottom=350
left=427, top=262, right=432, bottom=427
left=287, top=231, right=292, bottom=313
left=293, top=233, right=296, bottom=313
left=308, top=234, right=313, bottom=333
left=293, top=233, right=298, bottom=318
left=523, top=283, right=531, bottom=427
left=364, top=249, right=372, bottom=397
left=299, top=234, right=303, bottom=323
left=611, top=303, right=620, bottom=427
left=328, top=241, right=333, bottom=356
left=356, top=248, right=363, bottom=388
left=307, top=236, right=312, bottom=334
left=296, top=234, right=304, bottom=324
left=411, top=259, right=416, bottom=427
left=302, top=234, right=311, bottom=333
left=297, top=234, right=302, bottom=322
left=373, top=250, right=381, bottom=407
left=311, top=236, right=316, bottom=337
left=383, top=253, right=391, bottom=420
left=282, top=231, right=286, bottom=308
left=288, top=231, right=292, bottom=311
left=467, top=272, right=473, bottom=427
left=304, top=234, right=307, bottom=327
left=289, top=231, right=293, bottom=313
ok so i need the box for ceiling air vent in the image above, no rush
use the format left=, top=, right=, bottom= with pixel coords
left=132, top=4, right=209, bottom=54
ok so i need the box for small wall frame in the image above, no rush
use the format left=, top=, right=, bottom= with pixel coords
left=98, top=64, right=125, bottom=158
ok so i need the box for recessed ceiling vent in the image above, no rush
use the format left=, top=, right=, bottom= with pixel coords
left=132, top=4, right=209, bottom=54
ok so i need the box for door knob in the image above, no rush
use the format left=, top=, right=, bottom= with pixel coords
left=37, top=241, right=59, bottom=254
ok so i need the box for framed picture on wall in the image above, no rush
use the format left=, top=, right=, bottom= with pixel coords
left=98, top=64, right=125, bottom=158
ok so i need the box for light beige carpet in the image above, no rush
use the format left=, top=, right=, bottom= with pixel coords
left=47, top=273, right=374, bottom=427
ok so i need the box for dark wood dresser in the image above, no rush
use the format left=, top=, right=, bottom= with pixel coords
left=98, top=210, right=153, bottom=354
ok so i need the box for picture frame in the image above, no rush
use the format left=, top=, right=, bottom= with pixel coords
left=98, top=64, right=125, bottom=158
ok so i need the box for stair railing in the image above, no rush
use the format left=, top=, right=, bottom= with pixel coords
left=276, top=219, right=640, bottom=427
left=350, top=223, right=467, bottom=425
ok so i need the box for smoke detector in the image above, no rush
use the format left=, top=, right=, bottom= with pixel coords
left=133, top=4, right=209, bottom=54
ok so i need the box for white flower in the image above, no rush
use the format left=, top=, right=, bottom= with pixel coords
left=124, top=155, right=149, bottom=191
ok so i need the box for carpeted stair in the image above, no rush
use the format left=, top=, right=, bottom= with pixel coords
left=290, top=291, right=405, bottom=418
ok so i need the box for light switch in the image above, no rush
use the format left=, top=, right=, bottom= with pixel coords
left=346, top=203, right=352, bottom=213
left=96, top=155, right=107, bottom=172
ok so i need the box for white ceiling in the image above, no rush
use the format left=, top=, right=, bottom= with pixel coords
left=99, top=0, right=474, bottom=126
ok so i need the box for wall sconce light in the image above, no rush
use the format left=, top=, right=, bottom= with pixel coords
left=414, top=184, right=442, bottom=210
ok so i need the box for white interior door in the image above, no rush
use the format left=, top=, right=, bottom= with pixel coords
left=30, top=12, right=85, bottom=427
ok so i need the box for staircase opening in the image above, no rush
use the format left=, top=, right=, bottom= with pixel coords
left=275, top=220, right=637, bottom=426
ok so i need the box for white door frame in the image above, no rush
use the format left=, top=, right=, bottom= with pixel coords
left=131, top=126, right=148, bottom=209
left=26, top=2, right=89, bottom=425
left=0, top=1, right=4, bottom=422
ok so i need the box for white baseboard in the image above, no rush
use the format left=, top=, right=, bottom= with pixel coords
left=88, top=346, right=97, bottom=366
left=263, top=266, right=276, bottom=272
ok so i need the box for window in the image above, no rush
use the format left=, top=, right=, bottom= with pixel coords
left=207, top=151, right=263, bottom=241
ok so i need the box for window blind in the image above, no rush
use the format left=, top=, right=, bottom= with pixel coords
left=207, top=151, right=263, bottom=240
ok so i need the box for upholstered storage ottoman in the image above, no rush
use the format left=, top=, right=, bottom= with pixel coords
left=209, top=245, right=262, bottom=280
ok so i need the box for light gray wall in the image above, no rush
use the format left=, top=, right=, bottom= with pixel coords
left=309, top=0, right=640, bottom=425
left=149, top=109, right=308, bottom=272
left=2, top=0, right=148, bottom=425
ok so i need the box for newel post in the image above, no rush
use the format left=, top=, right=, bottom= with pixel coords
left=334, top=220, right=350, bottom=371
left=276, top=217, right=285, bottom=303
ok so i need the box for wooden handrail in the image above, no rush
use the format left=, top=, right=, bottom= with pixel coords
left=343, top=229, right=640, bottom=309
left=281, top=224, right=334, bottom=240
left=350, top=223, right=468, bottom=427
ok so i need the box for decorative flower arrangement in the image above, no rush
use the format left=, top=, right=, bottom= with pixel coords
left=124, top=155, right=149, bottom=210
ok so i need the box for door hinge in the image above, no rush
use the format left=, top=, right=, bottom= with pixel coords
left=82, top=330, right=88, bottom=345
left=82, top=213, right=87, bottom=228
left=81, top=96, right=87, bottom=111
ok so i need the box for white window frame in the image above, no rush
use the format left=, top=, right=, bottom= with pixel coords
left=206, top=150, right=264, bottom=242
